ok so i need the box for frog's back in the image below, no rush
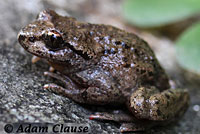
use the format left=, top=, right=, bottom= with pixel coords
left=87, top=24, right=170, bottom=91
left=48, top=10, right=170, bottom=91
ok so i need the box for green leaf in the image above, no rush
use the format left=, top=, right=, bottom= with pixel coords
left=176, top=23, right=200, bottom=74
left=122, top=0, right=200, bottom=27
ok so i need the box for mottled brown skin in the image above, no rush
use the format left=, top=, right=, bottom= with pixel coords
left=18, top=10, right=189, bottom=132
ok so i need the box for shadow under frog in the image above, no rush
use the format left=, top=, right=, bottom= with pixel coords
left=18, top=10, right=189, bottom=132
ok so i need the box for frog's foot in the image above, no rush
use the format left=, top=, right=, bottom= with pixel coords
left=44, top=72, right=87, bottom=103
left=120, top=123, right=146, bottom=132
left=89, top=111, right=134, bottom=122
left=43, top=83, right=86, bottom=103
left=44, top=83, right=66, bottom=95
left=44, top=71, right=75, bottom=86
left=31, top=56, right=41, bottom=63
left=129, top=86, right=190, bottom=121
left=89, top=111, right=148, bottom=132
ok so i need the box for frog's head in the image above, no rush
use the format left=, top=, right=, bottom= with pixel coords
left=18, top=10, right=76, bottom=62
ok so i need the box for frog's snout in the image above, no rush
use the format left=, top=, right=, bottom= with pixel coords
left=17, top=29, right=25, bottom=43
left=18, top=34, right=25, bottom=44
left=17, top=30, right=30, bottom=50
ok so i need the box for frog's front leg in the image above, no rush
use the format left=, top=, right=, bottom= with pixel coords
left=129, top=86, right=189, bottom=121
left=44, top=71, right=120, bottom=105
left=31, top=56, right=41, bottom=63
left=44, top=71, right=87, bottom=103
left=44, top=83, right=87, bottom=103
left=44, top=71, right=75, bottom=86
left=31, top=56, right=55, bottom=72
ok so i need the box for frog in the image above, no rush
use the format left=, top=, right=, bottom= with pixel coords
left=17, top=10, right=189, bottom=132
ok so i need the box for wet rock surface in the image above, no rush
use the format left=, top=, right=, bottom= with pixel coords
left=0, top=0, right=199, bottom=133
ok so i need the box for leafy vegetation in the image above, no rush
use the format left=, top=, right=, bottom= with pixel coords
left=122, top=0, right=200, bottom=74
left=122, top=0, right=200, bottom=27
left=176, top=23, right=200, bottom=74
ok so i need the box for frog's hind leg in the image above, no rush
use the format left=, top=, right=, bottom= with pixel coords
left=129, top=86, right=189, bottom=121
left=89, top=111, right=149, bottom=132
left=89, top=110, right=134, bottom=122
left=120, top=123, right=148, bottom=132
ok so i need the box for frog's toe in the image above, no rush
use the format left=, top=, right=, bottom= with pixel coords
left=89, top=111, right=134, bottom=122
left=31, top=56, right=41, bottom=63
left=44, top=71, right=69, bottom=84
left=89, top=112, right=113, bottom=121
left=89, top=112, right=150, bottom=132
left=44, top=71, right=57, bottom=78
left=49, top=66, right=55, bottom=72
left=43, top=83, right=65, bottom=95
left=120, top=123, right=146, bottom=132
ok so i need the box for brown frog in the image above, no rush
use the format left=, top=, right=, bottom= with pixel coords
left=18, top=10, right=189, bottom=132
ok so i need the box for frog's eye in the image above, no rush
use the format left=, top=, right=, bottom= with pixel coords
left=42, top=30, right=64, bottom=50
left=28, top=37, right=36, bottom=42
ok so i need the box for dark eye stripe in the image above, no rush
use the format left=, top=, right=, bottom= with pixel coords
left=65, top=43, right=91, bottom=60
